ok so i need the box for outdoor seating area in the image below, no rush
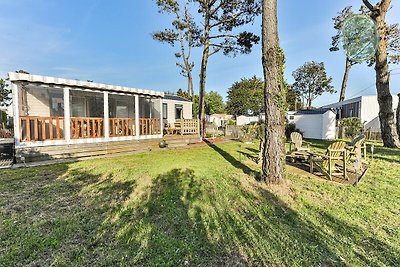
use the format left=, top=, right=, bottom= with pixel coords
left=286, top=133, right=369, bottom=184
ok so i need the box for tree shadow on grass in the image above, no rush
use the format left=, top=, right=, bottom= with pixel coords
left=204, top=139, right=260, bottom=178
left=114, top=168, right=248, bottom=266
left=302, top=205, right=400, bottom=266
left=0, top=164, right=137, bottom=266
left=1, top=162, right=398, bottom=266
left=370, top=146, right=400, bottom=164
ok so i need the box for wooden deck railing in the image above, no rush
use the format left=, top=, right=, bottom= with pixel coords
left=140, top=118, right=160, bottom=135
left=180, top=119, right=199, bottom=135
left=20, top=116, right=160, bottom=142
left=20, top=116, right=64, bottom=141
left=70, top=117, right=104, bottom=139
left=110, top=118, right=135, bottom=137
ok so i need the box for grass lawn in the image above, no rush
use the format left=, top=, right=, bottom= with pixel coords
left=0, top=140, right=399, bottom=266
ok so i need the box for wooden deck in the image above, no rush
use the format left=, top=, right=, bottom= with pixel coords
left=15, top=134, right=201, bottom=163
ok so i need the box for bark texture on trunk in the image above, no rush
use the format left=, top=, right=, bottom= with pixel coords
left=339, top=57, right=352, bottom=102
left=373, top=0, right=400, bottom=148
left=198, top=16, right=210, bottom=138
left=261, top=0, right=285, bottom=183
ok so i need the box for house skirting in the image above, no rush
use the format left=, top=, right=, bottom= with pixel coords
left=15, top=138, right=163, bottom=163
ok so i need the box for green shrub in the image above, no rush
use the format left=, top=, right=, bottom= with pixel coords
left=339, top=118, right=364, bottom=138
left=285, top=123, right=303, bottom=140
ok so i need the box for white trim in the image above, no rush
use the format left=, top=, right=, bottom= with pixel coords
left=12, top=83, right=20, bottom=146
left=14, top=134, right=163, bottom=148
left=104, top=92, right=109, bottom=138
left=159, top=98, right=163, bottom=134
left=135, top=95, right=139, bottom=137
left=63, top=88, right=71, bottom=141
left=8, top=72, right=164, bottom=97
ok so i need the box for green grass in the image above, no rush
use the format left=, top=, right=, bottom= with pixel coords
left=0, top=140, right=399, bottom=266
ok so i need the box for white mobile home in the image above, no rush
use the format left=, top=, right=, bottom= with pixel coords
left=162, top=95, right=192, bottom=127
left=322, top=95, right=399, bottom=130
left=8, top=72, right=198, bottom=163
left=286, top=109, right=336, bottom=140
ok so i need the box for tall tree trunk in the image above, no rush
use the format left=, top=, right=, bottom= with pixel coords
left=199, top=17, right=210, bottom=138
left=339, top=57, right=352, bottom=102
left=261, top=0, right=285, bottom=183
left=373, top=0, right=400, bottom=148
left=397, top=93, right=400, bottom=137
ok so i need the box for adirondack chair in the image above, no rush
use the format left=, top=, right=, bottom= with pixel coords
left=344, top=134, right=368, bottom=183
left=289, top=132, right=311, bottom=153
left=309, top=141, right=347, bottom=180
left=347, top=134, right=367, bottom=160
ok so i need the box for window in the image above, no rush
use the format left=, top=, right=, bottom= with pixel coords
left=175, top=104, right=183, bottom=119
left=71, top=96, right=85, bottom=117
left=70, top=90, right=104, bottom=118
left=109, top=94, right=135, bottom=118
left=289, top=115, right=294, bottom=121
left=163, top=103, right=168, bottom=119
left=19, top=85, right=64, bottom=117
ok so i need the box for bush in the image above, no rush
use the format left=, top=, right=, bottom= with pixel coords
left=285, top=123, right=303, bottom=140
left=339, top=118, right=364, bottom=138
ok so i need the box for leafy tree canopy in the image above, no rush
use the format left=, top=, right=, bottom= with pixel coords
left=205, top=90, right=225, bottom=115
left=292, top=61, right=335, bottom=110
left=226, top=76, right=263, bottom=116
left=0, top=79, right=11, bottom=107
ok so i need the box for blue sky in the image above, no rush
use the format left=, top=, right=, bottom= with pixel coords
left=1, top=0, right=399, bottom=107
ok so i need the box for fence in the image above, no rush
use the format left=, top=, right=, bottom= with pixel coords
left=336, top=126, right=382, bottom=141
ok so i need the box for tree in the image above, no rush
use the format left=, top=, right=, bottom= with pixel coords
left=362, top=0, right=400, bottom=148
left=0, top=79, right=12, bottom=129
left=261, top=0, right=285, bottom=183
left=192, top=0, right=262, bottom=137
left=153, top=1, right=200, bottom=97
left=286, top=83, right=301, bottom=110
left=330, top=6, right=400, bottom=102
left=226, top=76, right=264, bottom=116
left=205, top=91, right=225, bottom=114
left=330, top=6, right=357, bottom=102
left=292, top=61, right=335, bottom=110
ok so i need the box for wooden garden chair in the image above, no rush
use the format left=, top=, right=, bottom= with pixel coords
left=344, top=134, right=369, bottom=183
left=289, top=132, right=311, bottom=153
left=309, top=141, right=347, bottom=180
left=346, top=134, right=367, bottom=160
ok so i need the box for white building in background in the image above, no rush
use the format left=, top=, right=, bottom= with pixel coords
left=322, top=95, right=399, bottom=130
left=236, top=114, right=265, bottom=126
left=286, top=109, right=336, bottom=140
left=162, top=95, right=192, bottom=127
left=209, top=114, right=233, bottom=127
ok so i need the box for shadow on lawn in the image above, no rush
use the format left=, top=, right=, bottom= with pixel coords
left=204, top=139, right=260, bottom=178
left=370, top=146, right=400, bottom=164
left=1, top=163, right=399, bottom=266
left=114, top=168, right=400, bottom=266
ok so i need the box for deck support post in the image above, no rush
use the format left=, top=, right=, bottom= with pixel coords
left=135, top=95, right=140, bottom=137
left=159, top=97, right=163, bottom=136
left=12, top=83, right=20, bottom=146
left=104, top=92, right=109, bottom=139
left=64, top=88, right=71, bottom=142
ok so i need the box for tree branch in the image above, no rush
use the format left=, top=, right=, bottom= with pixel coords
left=362, top=0, right=375, bottom=12
left=209, top=34, right=238, bottom=39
